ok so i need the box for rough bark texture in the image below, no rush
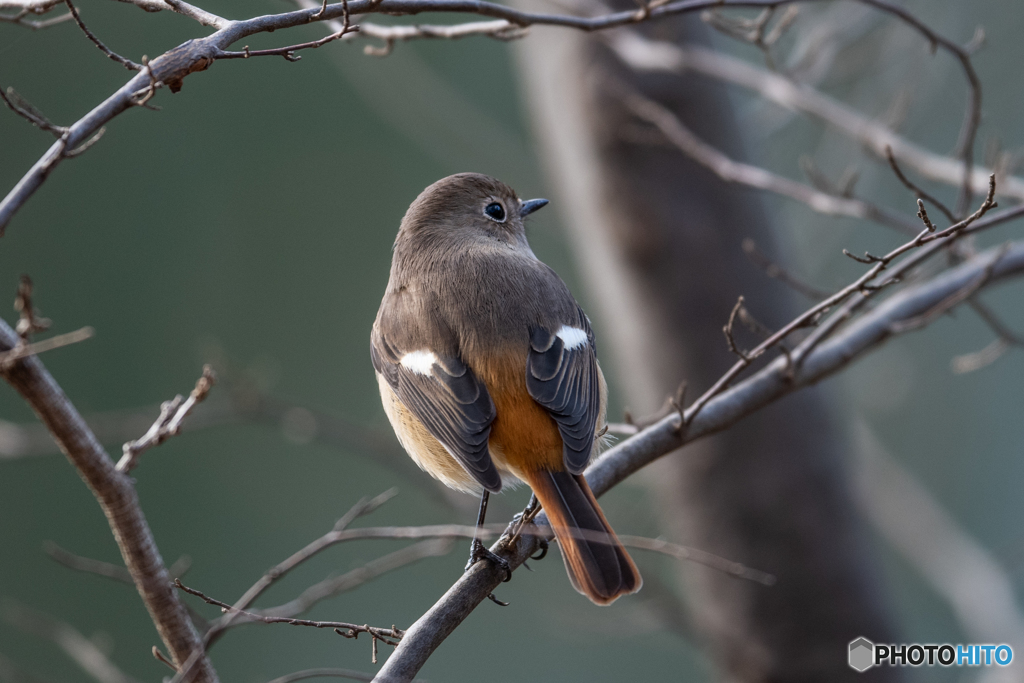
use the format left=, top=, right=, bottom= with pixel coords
left=515, top=14, right=901, bottom=682
left=0, top=319, right=218, bottom=683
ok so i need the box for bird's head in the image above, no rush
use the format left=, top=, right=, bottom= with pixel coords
left=398, top=173, right=549, bottom=253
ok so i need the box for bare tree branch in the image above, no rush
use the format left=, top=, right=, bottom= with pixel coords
left=0, top=319, right=219, bottom=682
left=266, top=670, right=374, bottom=683
left=742, top=238, right=832, bottom=300
left=0, top=8, right=70, bottom=28
left=116, top=365, right=215, bottom=473
left=885, top=146, right=957, bottom=224
left=950, top=299, right=1024, bottom=373
left=265, top=668, right=430, bottom=683
left=608, top=30, right=1015, bottom=201
left=246, top=539, right=454, bottom=623
left=374, top=236, right=1024, bottom=682
left=0, top=0, right=1000, bottom=233
left=0, top=88, right=67, bottom=137
left=684, top=177, right=996, bottom=423
left=175, top=580, right=406, bottom=645
left=63, top=0, right=142, bottom=71
left=43, top=541, right=193, bottom=584
left=0, top=327, right=94, bottom=368
left=0, top=0, right=227, bottom=26
left=620, top=85, right=919, bottom=234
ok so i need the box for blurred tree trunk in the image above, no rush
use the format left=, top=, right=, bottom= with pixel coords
left=514, top=13, right=901, bottom=682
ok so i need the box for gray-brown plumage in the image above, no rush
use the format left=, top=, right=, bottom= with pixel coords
left=372, top=173, right=641, bottom=605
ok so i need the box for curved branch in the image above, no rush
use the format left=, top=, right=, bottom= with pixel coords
left=620, top=85, right=920, bottom=234
left=608, top=32, right=1010, bottom=202
left=0, top=0, right=994, bottom=233
left=0, top=321, right=219, bottom=683
left=374, top=237, right=1024, bottom=682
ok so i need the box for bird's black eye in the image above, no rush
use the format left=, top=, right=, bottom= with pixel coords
left=484, top=202, right=506, bottom=222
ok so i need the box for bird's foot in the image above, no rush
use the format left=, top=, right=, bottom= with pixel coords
left=507, top=494, right=543, bottom=541
left=465, top=538, right=512, bottom=582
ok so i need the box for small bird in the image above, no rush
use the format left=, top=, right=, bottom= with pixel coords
left=371, top=173, right=641, bottom=605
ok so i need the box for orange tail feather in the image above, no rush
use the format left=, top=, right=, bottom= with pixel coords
left=524, top=470, right=642, bottom=605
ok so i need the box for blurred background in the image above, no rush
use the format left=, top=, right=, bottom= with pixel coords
left=1, top=0, right=1022, bottom=681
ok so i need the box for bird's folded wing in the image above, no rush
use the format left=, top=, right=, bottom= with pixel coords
left=371, top=330, right=501, bottom=492
left=526, top=316, right=601, bottom=475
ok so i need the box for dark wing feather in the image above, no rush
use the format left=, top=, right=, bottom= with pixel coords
left=526, top=318, right=601, bottom=474
left=372, top=332, right=501, bottom=492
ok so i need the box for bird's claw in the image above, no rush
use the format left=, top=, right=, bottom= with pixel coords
left=465, top=538, right=512, bottom=582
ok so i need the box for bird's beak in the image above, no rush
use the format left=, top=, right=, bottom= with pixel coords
left=519, top=198, right=549, bottom=217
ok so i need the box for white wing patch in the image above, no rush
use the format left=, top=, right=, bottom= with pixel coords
left=555, top=325, right=589, bottom=350
left=400, top=350, right=438, bottom=376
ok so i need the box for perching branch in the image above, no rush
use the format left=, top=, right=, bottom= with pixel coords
left=374, top=235, right=1024, bottom=682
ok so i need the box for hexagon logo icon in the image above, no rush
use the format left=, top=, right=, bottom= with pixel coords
left=849, top=637, right=875, bottom=672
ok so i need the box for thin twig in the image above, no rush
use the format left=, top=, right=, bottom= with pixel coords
left=889, top=243, right=1010, bottom=334
left=966, top=298, right=1024, bottom=347
left=702, top=5, right=798, bottom=70
left=786, top=178, right=1000, bottom=371
left=265, top=667, right=431, bottom=683
left=685, top=175, right=997, bottom=426
left=742, top=239, right=832, bottom=300
left=175, top=580, right=405, bottom=644
left=0, top=327, right=94, bottom=370
left=0, top=8, right=71, bottom=27
left=950, top=299, right=1024, bottom=374
left=617, top=535, right=774, bottom=585
left=63, top=0, right=142, bottom=71
left=0, top=88, right=67, bottom=138
left=116, top=365, right=215, bottom=473
left=265, top=669, right=373, bottom=683
left=216, top=538, right=453, bottom=625
left=43, top=541, right=193, bottom=584
left=152, top=647, right=177, bottom=673
left=621, top=86, right=919, bottom=235
left=216, top=4, right=358, bottom=62
left=723, top=296, right=750, bottom=361
left=885, top=146, right=957, bottom=224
